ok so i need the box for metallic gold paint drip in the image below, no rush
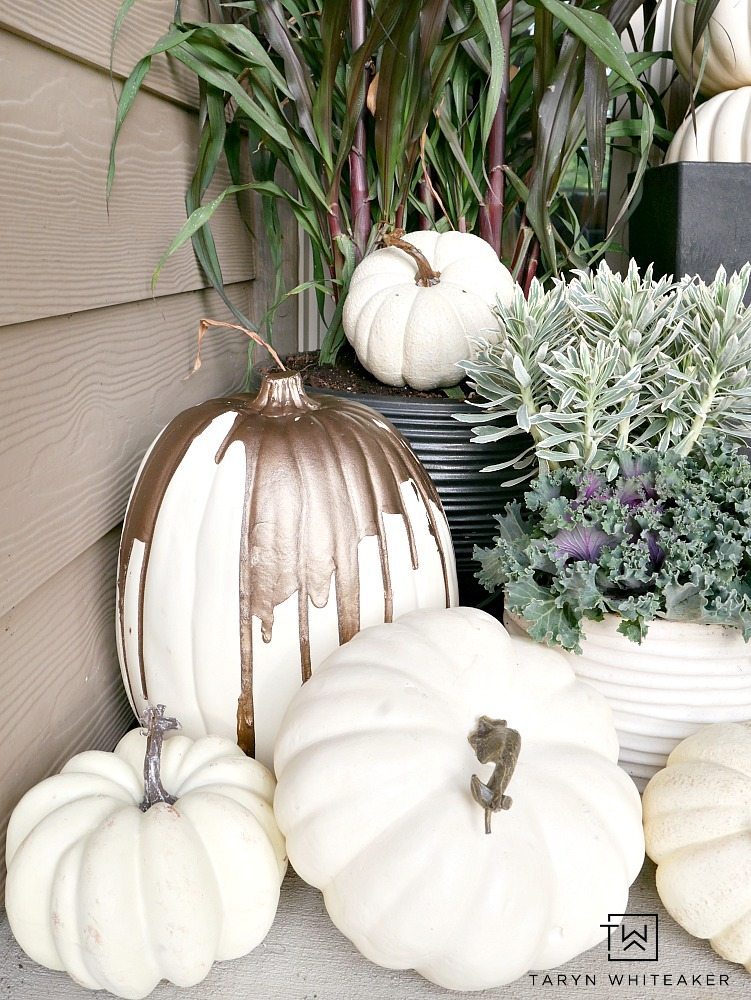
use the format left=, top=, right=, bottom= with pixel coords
left=117, top=372, right=452, bottom=756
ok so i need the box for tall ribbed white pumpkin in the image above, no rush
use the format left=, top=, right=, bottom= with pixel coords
left=666, top=87, right=751, bottom=162
left=116, top=372, right=458, bottom=766
left=672, top=0, right=751, bottom=97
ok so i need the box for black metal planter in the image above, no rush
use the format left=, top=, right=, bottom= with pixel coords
left=630, top=163, right=751, bottom=300
left=308, top=387, right=525, bottom=607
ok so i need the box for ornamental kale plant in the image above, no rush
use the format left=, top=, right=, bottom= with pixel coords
left=461, top=261, right=751, bottom=483
left=478, top=440, right=751, bottom=651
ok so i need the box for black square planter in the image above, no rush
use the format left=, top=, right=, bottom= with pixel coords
left=629, top=162, right=751, bottom=298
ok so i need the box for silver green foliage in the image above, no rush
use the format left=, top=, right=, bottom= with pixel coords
left=460, top=260, right=751, bottom=483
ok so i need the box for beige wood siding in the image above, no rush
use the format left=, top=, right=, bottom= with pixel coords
left=0, top=7, right=298, bottom=894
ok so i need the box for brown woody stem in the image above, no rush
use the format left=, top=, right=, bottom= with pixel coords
left=139, top=704, right=180, bottom=811
left=468, top=716, right=521, bottom=834
left=382, top=231, right=441, bottom=287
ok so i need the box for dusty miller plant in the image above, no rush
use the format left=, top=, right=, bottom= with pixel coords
left=461, top=261, right=751, bottom=482
left=481, top=441, right=751, bottom=650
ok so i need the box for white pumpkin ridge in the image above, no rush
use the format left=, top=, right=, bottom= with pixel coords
left=667, top=87, right=751, bottom=162
left=343, top=230, right=515, bottom=391
left=672, top=0, right=751, bottom=96
left=643, top=721, right=751, bottom=971
left=5, top=709, right=287, bottom=1000
left=274, top=607, right=644, bottom=992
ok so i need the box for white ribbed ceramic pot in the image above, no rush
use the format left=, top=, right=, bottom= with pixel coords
left=563, top=616, right=751, bottom=788
left=505, top=612, right=751, bottom=788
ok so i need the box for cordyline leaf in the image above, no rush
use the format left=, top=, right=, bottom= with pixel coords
left=584, top=48, right=609, bottom=200
left=533, top=5, right=556, bottom=134
left=187, top=22, right=291, bottom=94
left=110, top=0, right=139, bottom=78
left=107, top=27, right=196, bottom=200
left=447, top=0, right=491, bottom=72
left=170, top=44, right=293, bottom=150
left=256, top=1, right=320, bottom=152
left=466, top=0, right=506, bottom=146
left=533, top=0, right=642, bottom=90
left=329, top=0, right=404, bottom=201
left=152, top=184, right=247, bottom=291
left=435, top=94, right=485, bottom=202
left=414, top=0, right=452, bottom=147
left=422, top=0, right=453, bottom=73
left=187, top=34, right=247, bottom=74
left=374, top=5, right=421, bottom=218
left=691, top=0, right=723, bottom=71
left=525, top=35, right=584, bottom=271
left=314, top=0, right=349, bottom=167
left=186, top=85, right=225, bottom=288
left=152, top=179, right=318, bottom=291
left=608, top=0, right=650, bottom=35
left=182, top=85, right=256, bottom=332
left=607, top=119, right=673, bottom=143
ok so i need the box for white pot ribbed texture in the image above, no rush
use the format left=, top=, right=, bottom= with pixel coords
left=506, top=613, right=751, bottom=789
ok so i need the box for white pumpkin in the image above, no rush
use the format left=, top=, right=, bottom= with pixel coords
left=643, top=721, right=751, bottom=971
left=666, top=87, right=751, bottom=162
left=5, top=707, right=287, bottom=1000
left=342, top=230, right=515, bottom=390
left=117, top=371, right=458, bottom=768
left=274, top=607, right=644, bottom=992
left=672, top=0, right=751, bottom=96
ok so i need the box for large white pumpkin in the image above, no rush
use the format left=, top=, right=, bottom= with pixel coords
left=643, top=721, right=751, bottom=971
left=274, top=607, right=644, bottom=992
left=672, top=0, right=751, bottom=96
left=5, top=708, right=287, bottom=999
left=342, top=230, right=515, bottom=390
left=117, top=371, right=458, bottom=767
left=666, top=87, right=751, bottom=162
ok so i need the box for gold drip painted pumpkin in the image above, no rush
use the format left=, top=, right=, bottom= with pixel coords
left=116, top=371, right=458, bottom=766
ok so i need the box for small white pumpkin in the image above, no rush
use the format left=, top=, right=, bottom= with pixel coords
left=274, top=607, right=644, bottom=992
left=643, top=721, right=751, bottom=971
left=672, top=0, right=751, bottom=97
left=5, top=707, right=287, bottom=1000
left=666, top=87, right=751, bottom=162
left=342, top=230, right=515, bottom=390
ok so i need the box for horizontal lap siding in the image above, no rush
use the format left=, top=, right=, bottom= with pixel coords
left=0, top=0, right=204, bottom=108
left=0, top=283, right=254, bottom=618
left=0, top=30, right=254, bottom=325
left=0, top=533, right=133, bottom=898
left=0, top=9, right=299, bottom=895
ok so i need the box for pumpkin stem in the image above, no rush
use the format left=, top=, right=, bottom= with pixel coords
left=187, top=319, right=287, bottom=380
left=249, top=370, right=321, bottom=416
left=468, top=716, right=521, bottom=834
left=382, top=230, right=441, bottom=287
left=139, top=704, right=180, bottom=812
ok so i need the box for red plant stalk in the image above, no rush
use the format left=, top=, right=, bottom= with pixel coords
left=326, top=199, right=345, bottom=298
left=479, top=0, right=514, bottom=259
left=418, top=176, right=434, bottom=229
left=348, top=0, right=371, bottom=261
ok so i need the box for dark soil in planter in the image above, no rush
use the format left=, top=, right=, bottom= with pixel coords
left=261, top=348, right=527, bottom=614
left=282, top=346, right=476, bottom=399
